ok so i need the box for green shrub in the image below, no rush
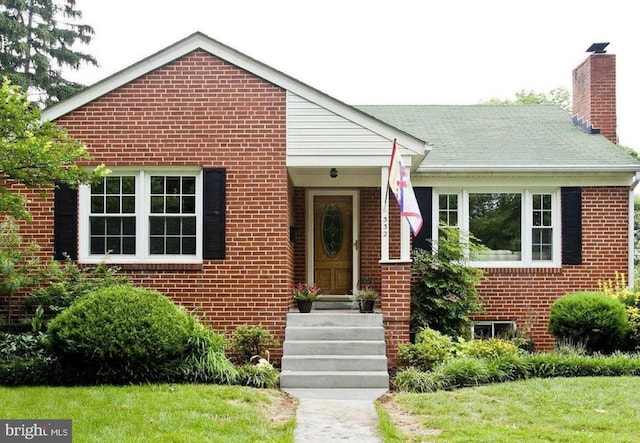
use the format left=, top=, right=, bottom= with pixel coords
left=600, top=273, right=640, bottom=351
left=230, top=325, right=279, bottom=364
left=26, top=260, right=130, bottom=326
left=397, top=327, right=455, bottom=370
left=394, top=353, right=640, bottom=393
left=548, top=292, right=630, bottom=353
left=411, top=226, right=485, bottom=336
left=462, top=338, right=520, bottom=360
left=393, top=367, right=448, bottom=393
left=0, top=332, right=62, bottom=385
left=436, top=357, right=494, bottom=387
left=235, top=360, right=280, bottom=389
left=47, top=285, right=193, bottom=383
left=180, top=320, right=237, bottom=384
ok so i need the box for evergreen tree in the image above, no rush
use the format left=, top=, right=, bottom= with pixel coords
left=0, top=0, right=97, bottom=106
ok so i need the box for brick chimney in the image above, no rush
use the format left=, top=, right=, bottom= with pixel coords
left=572, top=43, right=617, bottom=144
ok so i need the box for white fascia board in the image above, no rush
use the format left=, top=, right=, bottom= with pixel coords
left=41, top=32, right=427, bottom=158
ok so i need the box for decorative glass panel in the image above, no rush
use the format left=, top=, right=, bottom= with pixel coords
left=321, top=203, right=343, bottom=257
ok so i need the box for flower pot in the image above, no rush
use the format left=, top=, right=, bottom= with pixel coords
left=297, top=299, right=313, bottom=313
left=358, top=299, right=375, bottom=313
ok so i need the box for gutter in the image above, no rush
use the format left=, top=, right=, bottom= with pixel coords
left=418, top=165, right=640, bottom=174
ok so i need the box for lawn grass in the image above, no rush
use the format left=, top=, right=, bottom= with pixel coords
left=0, top=384, right=295, bottom=443
left=380, top=377, right=640, bottom=442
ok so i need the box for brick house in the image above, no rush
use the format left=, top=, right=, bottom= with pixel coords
left=26, top=33, right=639, bottom=364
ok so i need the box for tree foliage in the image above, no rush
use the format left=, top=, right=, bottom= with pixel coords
left=0, top=78, right=106, bottom=220
left=483, top=87, right=571, bottom=112
left=0, top=0, right=97, bottom=105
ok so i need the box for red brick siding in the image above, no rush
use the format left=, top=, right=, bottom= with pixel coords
left=41, top=50, right=290, bottom=357
left=381, top=262, right=412, bottom=367
left=473, top=187, right=630, bottom=350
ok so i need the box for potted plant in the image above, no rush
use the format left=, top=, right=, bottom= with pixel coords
left=352, top=288, right=378, bottom=313
left=292, top=282, right=320, bottom=313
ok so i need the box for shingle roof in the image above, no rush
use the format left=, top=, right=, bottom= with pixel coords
left=357, top=104, right=640, bottom=172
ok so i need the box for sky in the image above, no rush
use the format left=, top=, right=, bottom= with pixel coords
left=66, top=0, right=640, bottom=151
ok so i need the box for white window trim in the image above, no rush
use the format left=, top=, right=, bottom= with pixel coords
left=79, top=167, right=203, bottom=264
left=433, top=188, right=561, bottom=268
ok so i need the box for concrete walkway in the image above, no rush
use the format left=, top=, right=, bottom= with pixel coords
left=284, top=388, right=388, bottom=443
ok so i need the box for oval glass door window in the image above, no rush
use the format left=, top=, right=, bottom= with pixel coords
left=322, top=203, right=343, bottom=256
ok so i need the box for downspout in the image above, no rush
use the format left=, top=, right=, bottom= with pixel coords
left=628, top=172, right=640, bottom=288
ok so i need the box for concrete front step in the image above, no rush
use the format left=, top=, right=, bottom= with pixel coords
left=279, top=370, right=390, bottom=389
left=281, top=355, right=388, bottom=372
left=286, top=312, right=383, bottom=327
left=285, top=326, right=385, bottom=341
left=283, top=340, right=387, bottom=355
left=281, top=311, right=389, bottom=390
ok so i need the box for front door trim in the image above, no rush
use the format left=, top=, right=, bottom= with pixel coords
left=306, top=189, right=360, bottom=293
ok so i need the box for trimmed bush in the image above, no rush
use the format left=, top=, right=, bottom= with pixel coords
left=397, top=327, right=454, bottom=370
left=548, top=292, right=630, bottom=353
left=47, top=285, right=194, bottom=383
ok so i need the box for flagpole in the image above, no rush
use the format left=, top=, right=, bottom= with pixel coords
left=381, top=166, right=390, bottom=262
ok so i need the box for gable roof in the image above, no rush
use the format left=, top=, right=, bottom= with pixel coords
left=358, top=104, right=640, bottom=173
left=41, top=32, right=425, bottom=158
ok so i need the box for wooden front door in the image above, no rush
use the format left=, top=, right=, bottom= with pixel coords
left=313, top=195, right=353, bottom=295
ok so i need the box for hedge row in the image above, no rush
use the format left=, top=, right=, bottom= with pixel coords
left=394, top=353, right=640, bottom=393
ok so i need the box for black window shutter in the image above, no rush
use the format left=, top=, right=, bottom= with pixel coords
left=53, top=183, right=78, bottom=260
left=203, top=168, right=226, bottom=260
left=413, top=187, right=432, bottom=251
left=561, top=187, right=582, bottom=265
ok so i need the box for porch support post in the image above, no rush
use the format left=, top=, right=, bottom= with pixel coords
left=381, top=261, right=412, bottom=367
left=381, top=167, right=390, bottom=261
left=382, top=166, right=412, bottom=262
left=400, top=215, right=411, bottom=261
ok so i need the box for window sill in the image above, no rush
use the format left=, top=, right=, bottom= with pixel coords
left=482, top=267, right=563, bottom=275
left=79, top=261, right=203, bottom=272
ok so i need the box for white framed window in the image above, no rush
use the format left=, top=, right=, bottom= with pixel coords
left=433, top=188, right=561, bottom=267
left=472, top=321, right=516, bottom=339
left=79, top=168, right=203, bottom=264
